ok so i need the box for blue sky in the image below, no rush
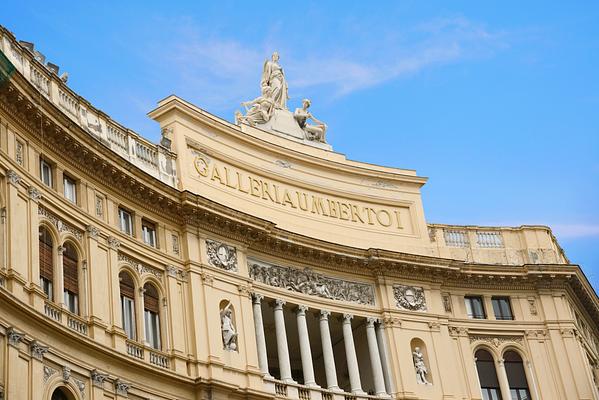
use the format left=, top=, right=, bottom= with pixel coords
left=3, top=2, right=598, bottom=290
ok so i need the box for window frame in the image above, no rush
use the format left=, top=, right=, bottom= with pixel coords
left=118, top=207, right=134, bottom=236
left=40, top=158, right=53, bottom=188
left=465, top=295, right=487, bottom=319
left=141, top=219, right=157, bottom=247
left=63, top=174, right=77, bottom=204
left=492, top=296, right=514, bottom=320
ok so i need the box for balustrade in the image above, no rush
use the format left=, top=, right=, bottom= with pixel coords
left=65, top=312, right=88, bottom=335
left=44, top=301, right=61, bottom=322
left=126, top=340, right=144, bottom=359
left=476, top=231, right=504, bottom=248
left=443, top=229, right=469, bottom=247
left=149, top=350, right=169, bottom=369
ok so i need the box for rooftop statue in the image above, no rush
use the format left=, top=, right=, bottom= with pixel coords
left=236, top=52, right=331, bottom=149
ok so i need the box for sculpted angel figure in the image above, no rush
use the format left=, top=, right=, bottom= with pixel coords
left=220, top=302, right=238, bottom=351
left=261, top=51, right=289, bottom=110
left=294, top=99, right=327, bottom=143
left=235, top=87, right=275, bottom=126
left=413, top=347, right=431, bottom=385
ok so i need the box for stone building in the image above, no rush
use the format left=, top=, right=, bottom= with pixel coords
left=0, top=25, right=598, bottom=400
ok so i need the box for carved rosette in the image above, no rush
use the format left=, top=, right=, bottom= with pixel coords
left=249, top=260, right=375, bottom=306
left=393, top=285, right=427, bottom=312
left=206, top=240, right=238, bottom=272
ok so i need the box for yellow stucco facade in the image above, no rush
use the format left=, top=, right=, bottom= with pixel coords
left=0, top=25, right=598, bottom=400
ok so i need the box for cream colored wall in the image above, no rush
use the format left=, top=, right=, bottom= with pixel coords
left=0, top=44, right=598, bottom=400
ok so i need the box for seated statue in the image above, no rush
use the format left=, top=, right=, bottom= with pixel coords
left=235, top=87, right=275, bottom=126
left=293, top=99, right=327, bottom=142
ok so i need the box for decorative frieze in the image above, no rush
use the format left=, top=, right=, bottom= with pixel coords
left=91, top=369, right=108, bottom=388
left=249, top=259, right=375, bottom=306
left=448, top=326, right=469, bottom=337
left=393, top=285, right=427, bottom=312
left=118, top=253, right=163, bottom=279
left=38, top=206, right=83, bottom=240
left=30, top=340, right=48, bottom=360
left=114, top=379, right=130, bottom=396
left=206, top=239, right=238, bottom=271
left=469, top=335, right=523, bottom=347
left=43, top=365, right=57, bottom=382
left=6, top=327, right=24, bottom=347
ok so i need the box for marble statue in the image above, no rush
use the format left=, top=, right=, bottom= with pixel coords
left=294, top=99, right=327, bottom=142
left=261, top=51, right=289, bottom=110
left=413, top=347, right=431, bottom=385
left=235, top=87, right=276, bottom=126
left=220, top=302, right=238, bottom=351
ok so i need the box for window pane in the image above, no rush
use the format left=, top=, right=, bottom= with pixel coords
left=63, top=177, right=76, bottom=203
left=121, top=296, right=136, bottom=340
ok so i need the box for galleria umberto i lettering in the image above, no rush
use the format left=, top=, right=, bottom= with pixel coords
left=0, top=25, right=597, bottom=400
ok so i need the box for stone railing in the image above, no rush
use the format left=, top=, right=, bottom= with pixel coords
left=126, top=340, right=144, bottom=359
left=149, top=350, right=169, bottom=369
left=0, top=27, right=178, bottom=188
left=266, top=379, right=380, bottom=400
left=65, top=311, right=88, bottom=335
left=428, top=224, right=568, bottom=265
left=44, top=301, right=62, bottom=322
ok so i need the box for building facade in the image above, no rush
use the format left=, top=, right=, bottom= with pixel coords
left=0, top=25, right=598, bottom=400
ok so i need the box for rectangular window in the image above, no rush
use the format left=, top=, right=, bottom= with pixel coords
left=64, top=290, right=79, bottom=314
left=121, top=296, right=136, bottom=340
left=465, top=296, right=486, bottom=319
left=481, top=388, right=502, bottom=400
left=40, top=278, right=53, bottom=301
left=119, top=208, right=133, bottom=235
left=492, top=297, right=514, bottom=320
left=63, top=175, right=77, bottom=203
left=142, top=220, right=157, bottom=247
left=40, top=159, right=53, bottom=187
left=144, top=310, right=161, bottom=349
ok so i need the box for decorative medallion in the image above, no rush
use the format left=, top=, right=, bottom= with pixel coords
left=249, top=259, right=375, bottom=306
left=206, top=240, right=238, bottom=272
left=393, top=285, right=427, bottom=312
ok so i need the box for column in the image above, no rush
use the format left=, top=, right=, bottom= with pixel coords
left=296, top=305, right=317, bottom=387
left=366, top=318, right=387, bottom=396
left=496, top=358, right=513, bottom=400
left=56, top=245, right=65, bottom=308
left=274, top=299, right=294, bottom=383
left=320, top=310, right=340, bottom=391
left=342, top=314, right=364, bottom=394
left=252, top=294, right=271, bottom=376
left=375, top=321, right=395, bottom=394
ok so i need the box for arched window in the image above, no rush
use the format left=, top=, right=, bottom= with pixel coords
left=119, top=271, right=136, bottom=340
left=143, top=282, right=161, bottom=349
left=39, top=227, right=54, bottom=301
left=51, top=387, right=75, bottom=400
left=475, top=349, right=502, bottom=400
left=504, top=351, right=531, bottom=400
left=62, top=242, right=79, bottom=314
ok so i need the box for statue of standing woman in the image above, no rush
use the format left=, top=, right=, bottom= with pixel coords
left=221, top=302, right=238, bottom=351
left=261, top=51, right=289, bottom=110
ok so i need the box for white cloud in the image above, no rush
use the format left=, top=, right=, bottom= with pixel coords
left=150, top=15, right=507, bottom=110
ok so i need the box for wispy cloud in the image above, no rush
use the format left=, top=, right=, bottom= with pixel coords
left=148, top=15, right=508, bottom=111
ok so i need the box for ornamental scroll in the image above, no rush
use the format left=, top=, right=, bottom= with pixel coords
left=394, top=285, right=427, bottom=312
left=249, top=260, right=375, bottom=306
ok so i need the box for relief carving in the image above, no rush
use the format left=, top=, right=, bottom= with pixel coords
left=249, top=259, right=375, bottom=306
left=393, top=285, right=427, bottom=312
left=118, top=253, right=163, bottom=279
left=38, top=206, right=83, bottom=240
left=44, top=365, right=58, bottom=382
left=206, top=240, right=238, bottom=272
left=469, top=335, right=523, bottom=347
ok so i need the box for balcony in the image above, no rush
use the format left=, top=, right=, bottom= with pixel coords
left=266, top=378, right=386, bottom=400
left=125, top=339, right=170, bottom=369
left=428, top=224, right=568, bottom=265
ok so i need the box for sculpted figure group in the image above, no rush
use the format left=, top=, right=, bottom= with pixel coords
left=236, top=52, right=327, bottom=143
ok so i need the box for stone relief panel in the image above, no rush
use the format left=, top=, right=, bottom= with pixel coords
left=394, top=285, right=427, bottom=312
left=206, top=240, right=237, bottom=272
left=469, top=335, right=523, bottom=347
left=249, top=259, right=375, bottom=306
left=118, top=253, right=163, bottom=279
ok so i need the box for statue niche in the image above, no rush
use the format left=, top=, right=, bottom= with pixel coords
left=411, top=338, right=432, bottom=385
left=235, top=52, right=330, bottom=148
left=220, top=300, right=238, bottom=351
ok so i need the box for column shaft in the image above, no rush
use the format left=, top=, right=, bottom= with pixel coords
left=497, top=359, right=513, bottom=400
left=376, top=322, right=395, bottom=394
left=274, top=299, right=294, bottom=382
left=320, top=310, right=340, bottom=391
left=366, top=318, right=387, bottom=396
left=342, top=314, right=364, bottom=394
left=297, top=305, right=317, bottom=386
left=252, top=294, right=270, bottom=376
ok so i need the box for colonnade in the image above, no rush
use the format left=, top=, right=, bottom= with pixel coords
left=252, top=294, right=392, bottom=397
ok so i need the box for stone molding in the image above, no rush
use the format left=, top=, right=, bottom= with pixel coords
left=118, top=253, right=163, bottom=279
left=393, top=284, right=427, bottom=312
left=206, top=239, right=238, bottom=272
left=469, top=334, right=523, bottom=347
left=38, top=206, right=83, bottom=240
left=249, top=259, right=375, bottom=306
